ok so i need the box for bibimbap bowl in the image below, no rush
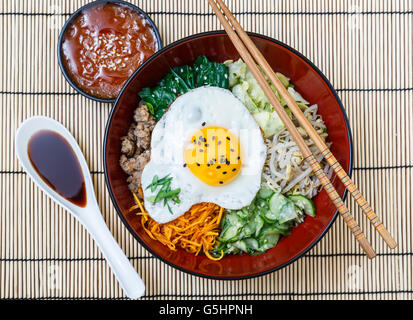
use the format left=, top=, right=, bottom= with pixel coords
left=104, top=31, right=353, bottom=279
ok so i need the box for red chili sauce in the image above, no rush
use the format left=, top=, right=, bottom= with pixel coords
left=61, top=3, right=159, bottom=99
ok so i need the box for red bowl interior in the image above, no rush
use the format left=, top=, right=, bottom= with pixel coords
left=104, top=31, right=352, bottom=279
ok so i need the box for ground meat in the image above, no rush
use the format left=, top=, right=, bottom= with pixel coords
left=127, top=123, right=136, bottom=141
left=134, top=104, right=152, bottom=123
left=134, top=122, right=153, bottom=150
left=119, top=103, right=155, bottom=193
left=126, top=172, right=141, bottom=193
left=120, top=136, right=135, bottom=157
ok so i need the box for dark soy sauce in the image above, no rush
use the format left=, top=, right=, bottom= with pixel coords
left=28, top=130, right=87, bottom=207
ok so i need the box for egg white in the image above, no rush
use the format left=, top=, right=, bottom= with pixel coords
left=141, top=86, right=267, bottom=223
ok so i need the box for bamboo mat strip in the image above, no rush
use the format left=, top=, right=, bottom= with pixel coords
left=1, top=0, right=412, bottom=300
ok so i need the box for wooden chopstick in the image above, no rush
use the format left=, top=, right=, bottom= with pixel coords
left=207, top=0, right=377, bottom=259
left=212, top=0, right=397, bottom=250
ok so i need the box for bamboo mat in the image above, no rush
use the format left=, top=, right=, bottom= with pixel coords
left=0, top=0, right=412, bottom=300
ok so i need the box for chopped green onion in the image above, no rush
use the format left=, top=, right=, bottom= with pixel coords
left=146, top=174, right=181, bottom=214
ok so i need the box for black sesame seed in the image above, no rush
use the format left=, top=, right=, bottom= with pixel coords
left=223, top=171, right=227, bottom=175
left=237, top=156, right=241, bottom=160
left=219, top=181, right=223, bottom=184
left=230, top=148, right=234, bottom=152
left=232, top=168, right=237, bottom=172
left=207, top=163, right=210, bottom=167
left=196, top=163, right=200, bottom=167
left=202, top=122, right=206, bottom=126
left=193, top=139, right=196, bottom=144
left=226, top=136, right=230, bottom=141
left=216, top=165, right=221, bottom=169
left=198, top=141, right=201, bottom=145
left=183, top=163, right=187, bottom=167
left=205, top=143, right=209, bottom=147
left=218, top=141, right=222, bottom=145
left=226, top=159, right=230, bottom=165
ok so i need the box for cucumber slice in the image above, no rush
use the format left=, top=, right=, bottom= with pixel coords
left=288, top=195, right=316, bottom=217
left=267, top=193, right=288, bottom=220
left=220, top=225, right=240, bottom=242
left=254, top=215, right=265, bottom=237
left=224, top=212, right=244, bottom=228
left=258, top=186, right=274, bottom=199
left=259, top=225, right=281, bottom=238
left=233, top=240, right=248, bottom=253
left=258, top=233, right=280, bottom=252
left=241, top=220, right=257, bottom=238
left=244, top=238, right=260, bottom=252
left=273, top=222, right=292, bottom=236
left=278, top=201, right=299, bottom=224
left=256, top=199, right=267, bottom=209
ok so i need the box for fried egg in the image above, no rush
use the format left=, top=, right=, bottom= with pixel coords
left=141, top=86, right=267, bottom=223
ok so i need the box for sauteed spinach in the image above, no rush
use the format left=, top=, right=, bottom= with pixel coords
left=139, top=56, right=229, bottom=120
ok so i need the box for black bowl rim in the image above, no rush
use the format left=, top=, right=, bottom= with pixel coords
left=57, top=0, right=163, bottom=103
left=104, top=30, right=354, bottom=280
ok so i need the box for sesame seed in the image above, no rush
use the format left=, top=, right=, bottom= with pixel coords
left=223, top=171, right=227, bottom=175
left=183, top=163, right=187, bottom=167
left=216, top=165, right=221, bottom=169
left=230, top=148, right=234, bottom=152
left=226, top=136, right=231, bottom=141
left=202, top=122, right=206, bottom=126
left=218, top=141, right=222, bottom=145
left=237, top=156, right=241, bottom=160
left=219, top=181, right=223, bottom=184
left=196, top=163, right=200, bottom=167
left=232, top=168, right=237, bottom=172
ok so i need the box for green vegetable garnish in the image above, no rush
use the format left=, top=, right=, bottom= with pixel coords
left=210, top=186, right=315, bottom=257
left=139, top=56, right=229, bottom=121
left=146, top=174, right=181, bottom=214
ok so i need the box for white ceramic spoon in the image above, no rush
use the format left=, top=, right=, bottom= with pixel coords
left=15, top=116, right=145, bottom=299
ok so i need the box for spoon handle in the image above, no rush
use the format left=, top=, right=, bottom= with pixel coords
left=81, top=205, right=145, bottom=299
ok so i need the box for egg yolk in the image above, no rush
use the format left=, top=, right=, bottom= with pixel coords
left=184, top=126, right=242, bottom=186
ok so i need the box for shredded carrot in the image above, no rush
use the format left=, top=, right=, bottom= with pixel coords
left=129, top=192, right=224, bottom=260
